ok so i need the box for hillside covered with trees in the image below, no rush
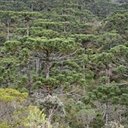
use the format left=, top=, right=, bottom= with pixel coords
left=0, top=0, right=128, bottom=128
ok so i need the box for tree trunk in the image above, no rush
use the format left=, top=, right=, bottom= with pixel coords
left=44, top=51, right=52, bottom=79
left=26, top=22, right=29, bottom=37
left=35, top=58, right=40, bottom=75
left=7, top=22, right=10, bottom=40
left=87, top=124, right=89, bottom=128
left=45, top=62, right=50, bottom=79
left=27, top=64, right=32, bottom=92
left=105, top=102, right=109, bottom=126
left=31, top=3, right=34, bottom=11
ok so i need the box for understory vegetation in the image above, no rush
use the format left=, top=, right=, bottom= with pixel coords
left=0, top=0, right=128, bottom=128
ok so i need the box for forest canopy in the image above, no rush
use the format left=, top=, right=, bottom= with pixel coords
left=0, top=0, right=128, bottom=128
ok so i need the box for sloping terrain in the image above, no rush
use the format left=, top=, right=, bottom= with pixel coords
left=0, top=0, right=128, bottom=128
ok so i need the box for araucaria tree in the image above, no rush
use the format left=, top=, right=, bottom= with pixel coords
left=0, top=0, right=128, bottom=128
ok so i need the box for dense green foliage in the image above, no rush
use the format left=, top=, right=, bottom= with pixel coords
left=0, top=0, right=128, bottom=128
